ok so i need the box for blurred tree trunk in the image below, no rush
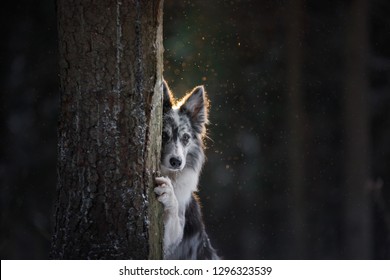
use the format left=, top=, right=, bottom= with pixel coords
left=286, top=0, right=307, bottom=259
left=51, top=0, right=164, bottom=259
left=343, top=0, right=372, bottom=259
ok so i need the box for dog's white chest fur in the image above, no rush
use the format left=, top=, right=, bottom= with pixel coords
left=171, top=169, right=199, bottom=211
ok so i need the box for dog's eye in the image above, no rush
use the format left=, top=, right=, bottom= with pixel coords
left=182, top=133, right=190, bottom=144
left=162, top=132, right=169, bottom=142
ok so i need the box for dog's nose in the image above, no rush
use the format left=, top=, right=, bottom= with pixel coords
left=169, top=157, right=182, bottom=169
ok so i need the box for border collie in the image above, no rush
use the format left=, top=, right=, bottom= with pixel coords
left=154, top=80, right=219, bottom=260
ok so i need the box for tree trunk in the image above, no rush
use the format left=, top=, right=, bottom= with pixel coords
left=286, top=0, right=307, bottom=259
left=343, top=0, right=372, bottom=259
left=51, top=0, right=164, bottom=259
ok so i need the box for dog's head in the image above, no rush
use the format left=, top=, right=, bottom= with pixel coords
left=160, top=80, right=209, bottom=173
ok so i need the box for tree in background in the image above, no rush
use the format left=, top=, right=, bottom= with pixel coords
left=286, top=0, right=307, bottom=259
left=51, top=0, right=164, bottom=259
left=343, top=0, right=372, bottom=259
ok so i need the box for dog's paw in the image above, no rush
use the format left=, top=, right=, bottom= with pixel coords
left=154, top=176, right=178, bottom=211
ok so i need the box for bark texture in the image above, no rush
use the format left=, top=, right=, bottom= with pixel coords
left=51, top=0, right=164, bottom=259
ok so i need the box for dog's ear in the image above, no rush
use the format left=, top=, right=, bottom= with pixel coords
left=163, top=80, right=174, bottom=113
left=180, top=85, right=209, bottom=133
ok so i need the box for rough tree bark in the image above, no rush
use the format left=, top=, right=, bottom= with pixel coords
left=51, top=0, right=164, bottom=259
left=343, top=0, right=372, bottom=259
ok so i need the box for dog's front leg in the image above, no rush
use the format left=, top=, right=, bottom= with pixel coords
left=154, top=176, right=184, bottom=257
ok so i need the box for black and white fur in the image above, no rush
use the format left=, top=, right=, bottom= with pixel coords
left=154, top=80, right=219, bottom=260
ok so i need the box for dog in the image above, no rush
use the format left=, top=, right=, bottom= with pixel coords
left=154, top=80, right=219, bottom=260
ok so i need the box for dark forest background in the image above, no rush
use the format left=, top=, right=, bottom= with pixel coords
left=1, top=0, right=390, bottom=259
